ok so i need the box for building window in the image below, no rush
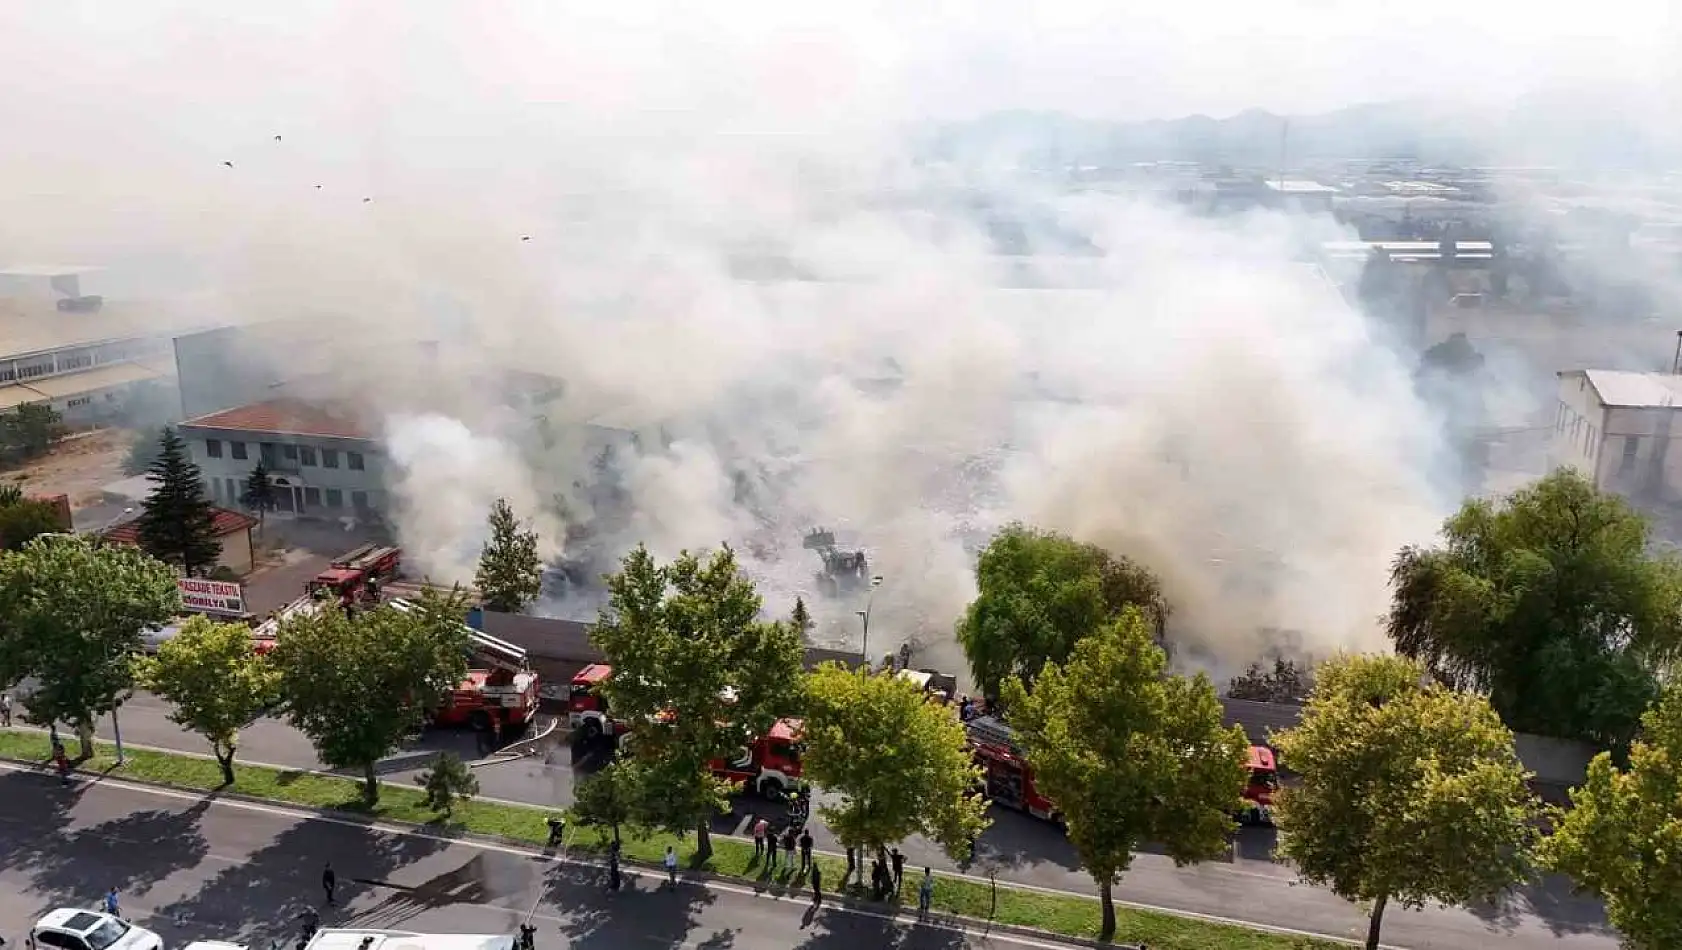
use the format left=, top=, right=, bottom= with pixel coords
left=57, top=350, right=92, bottom=371
left=1621, top=436, right=1640, bottom=475
left=260, top=442, right=277, bottom=466
left=209, top=479, right=222, bottom=501
left=282, top=444, right=298, bottom=461
left=325, top=488, right=343, bottom=508
left=17, top=358, right=53, bottom=379
left=303, top=487, right=321, bottom=507
left=231, top=441, right=248, bottom=460
left=351, top=490, right=369, bottom=510
left=322, top=448, right=339, bottom=468
left=206, top=439, right=223, bottom=459
left=0, top=361, right=14, bottom=382
left=348, top=451, right=365, bottom=471
left=299, top=445, right=317, bottom=466
left=225, top=478, right=239, bottom=503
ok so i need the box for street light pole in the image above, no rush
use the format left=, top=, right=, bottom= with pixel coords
left=855, top=575, right=885, bottom=667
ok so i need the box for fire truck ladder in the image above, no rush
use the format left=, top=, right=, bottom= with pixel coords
left=965, top=715, right=1022, bottom=754
left=386, top=597, right=530, bottom=674
left=335, top=544, right=400, bottom=573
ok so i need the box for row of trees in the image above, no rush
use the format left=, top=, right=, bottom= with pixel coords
left=0, top=532, right=475, bottom=800
left=947, top=483, right=1682, bottom=949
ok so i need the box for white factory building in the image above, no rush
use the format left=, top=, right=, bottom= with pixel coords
left=1551, top=369, right=1682, bottom=503
left=0, top=266, right=211, bottom=425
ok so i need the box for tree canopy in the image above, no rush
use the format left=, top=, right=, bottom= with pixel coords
left=0, top=485, right=64, bottom=551
left=1001, top=608, right=1247, bottom=941
left=137, top=615, right=280, bottom=784
left=0, top=535, right=179, bottom=756
left=239, top=461, right=278, bottom=528
left=1543, top=682, right=1682, bottom=950
left=590, top=544, right=806, bottom=858
left=137, top=427, right=221, bottom=576
left=1387, top=468, right=1682, bottom=749
left=0, top=403, right=63, bottom=467
left=958, top=523, right=1167, bottom=700
left=802, top=662, right=988, bottom=869
left=475, top=497, right=543, bottom=614
left=1226, top=657, right=1313, bottom=704
left=270, top=588, right=471, bottom=802
left=1271, top=654, right=1539, bottom=950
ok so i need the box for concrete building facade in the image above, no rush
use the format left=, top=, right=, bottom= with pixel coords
left=1551, top=369, right=1682, bottom=502
left=177, top=399, right=388, bottom=521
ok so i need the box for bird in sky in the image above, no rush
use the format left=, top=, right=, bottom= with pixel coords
left=223, top=161, right=234, bottom=168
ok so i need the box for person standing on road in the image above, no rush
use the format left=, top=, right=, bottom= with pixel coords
left=103, top=887, right=120, bottom=918
left=765, top=828, right=780, bottom=873
left=321, top=862, right=337, bottom=906
left=798, top=829, right=813, bottom=873
left=917, top=868, right=934, bottom=916
left=781, top=827, right=797, bottom=874
left=809, top=862, right=822, bottom=905
left=53, top=745, right=71, bottom=787
left=890, top=847, right=905, bottom=896
left=1, top=691, right=12, bottom=727
left=752, top=816, right=769, bottom=860
left=663, top=846, right=678, bottom=886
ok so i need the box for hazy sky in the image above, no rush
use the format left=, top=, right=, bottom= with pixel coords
left=1, top=1, right=1674, bottom=134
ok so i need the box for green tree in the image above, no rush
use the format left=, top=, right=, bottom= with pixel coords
left=0, top=535, right=179, bottom=757
left=1272, top=654, right=1540, bottom=950
left=958, top=523, right=1167, bottom=701
left=475, top=497, right=543, bottom=613
left=571, top=755, right=649, bottom=847
left=122, top=428, right=164, bottom=477
left=1542, top=682, right=1682, bottom=950
left=1387, top=468, right=1682, bottom=749
left=135, top=615, right=280, bottom=784
left=0, top=402, right=64, bottom=467
left=1001, top=608, right=1247, bottom=941
left=270, top=588, right=471, bottom=803
left=0, top=485, right=63, bottom=550
left=803, top=662, right=988, bottom=879
left=591, top=544, right=806, bottom=860
left=137, top=427, right=221, bottom=576
left=791, top=596, right=812, bottom=638
left=415, top=752, right=480, bottom=816
left=238, top=461, right=278, bottom=530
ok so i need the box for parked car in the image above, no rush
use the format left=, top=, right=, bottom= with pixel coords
left=29, top=909, right=162, bottom=950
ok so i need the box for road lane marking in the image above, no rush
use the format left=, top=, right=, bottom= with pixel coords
left=0, top=760, right=1395, bottom=949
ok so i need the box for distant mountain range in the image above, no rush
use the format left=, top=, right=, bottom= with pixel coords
left=925, top=92, right=1679, bottom=171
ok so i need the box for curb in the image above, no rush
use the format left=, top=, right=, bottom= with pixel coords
left=0, top=750, right=1136, bottom=949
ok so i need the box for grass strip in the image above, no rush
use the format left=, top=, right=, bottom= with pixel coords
left=0, top=729, right=1340, bottom=950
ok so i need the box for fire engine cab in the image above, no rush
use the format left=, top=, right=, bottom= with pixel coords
left=566, top=664, right=630, bottom=743
left=711, top=718, right=805, bottom=798
left=385, top=598, right=541, bottom=732
left=1240, top=744, right=1279, bottom=826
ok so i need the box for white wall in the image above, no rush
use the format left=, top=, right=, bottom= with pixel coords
left=182, top=427, right=389, bottom=518
left=1550, top=372, right=1607, bottom=484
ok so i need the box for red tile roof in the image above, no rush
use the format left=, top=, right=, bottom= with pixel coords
left=181, top=398, right=372, bottom=440
left=102, top=506, right=258, bottom=545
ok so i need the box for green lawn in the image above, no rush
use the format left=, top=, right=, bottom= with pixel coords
left=0, top=728, right=1342, bottom=950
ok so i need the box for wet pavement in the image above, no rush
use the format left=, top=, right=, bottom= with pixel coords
left=0, top=765, right=1059, bottom=950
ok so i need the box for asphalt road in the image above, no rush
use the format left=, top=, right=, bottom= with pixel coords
left=71, top=695, right=1618, bottom=950
left=0, top=764, right=1059, bottom=950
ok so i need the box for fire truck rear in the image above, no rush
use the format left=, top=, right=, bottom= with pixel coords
left=710, top=717, right=806, bottom=798
left=387, top=598, right=541, bottom=732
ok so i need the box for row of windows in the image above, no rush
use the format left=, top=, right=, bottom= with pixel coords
left=0, top=338, right=168, bottom=384
left=204, top=438, right=365, bottom=471
left=208, top=476, right=371, bottom=512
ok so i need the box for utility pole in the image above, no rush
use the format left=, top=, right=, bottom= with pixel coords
left=854, top=575, right=885, bottom=667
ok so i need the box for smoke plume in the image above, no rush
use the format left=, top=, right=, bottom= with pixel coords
left=0, top=2, right=1675, bottom=681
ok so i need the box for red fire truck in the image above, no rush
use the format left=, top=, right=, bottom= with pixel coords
left=566, top=664, right=631, bottom=743
left=386, top=597, right=542, bottom=732
left=710, top=718, right=806, bottom=798
left=307, top=544, right=402, bottom=604
left=965, top=715, right=1280, bottom=827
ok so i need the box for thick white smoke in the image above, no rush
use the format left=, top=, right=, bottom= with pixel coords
left=1, top=1, right=1671, bottom=680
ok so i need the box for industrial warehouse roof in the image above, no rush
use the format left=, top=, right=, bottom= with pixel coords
left=101, top=507, right=257, bottom=545
left=1573, top=369, right=1682, bottom=409
left=181, top=398, right=375, bottom=440
left=0, top=295, right=225, bottom=358
left=0, top=358, right=173, bottom=409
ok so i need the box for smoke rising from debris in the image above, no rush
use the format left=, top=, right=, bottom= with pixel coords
left=0, top=3, right=1673, bottom=677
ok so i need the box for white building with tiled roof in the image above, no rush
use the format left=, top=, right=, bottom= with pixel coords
left=1552, top=369, right=1682, bottom=502
left=178, top=398, right=387, bottom=520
